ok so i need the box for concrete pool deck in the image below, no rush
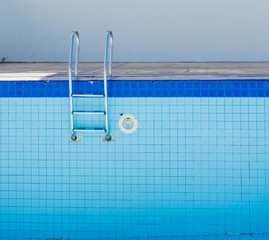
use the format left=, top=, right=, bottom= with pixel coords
left=1, top=62, right=269, bottom=80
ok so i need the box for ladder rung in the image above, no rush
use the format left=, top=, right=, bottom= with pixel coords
left=73, top=111, right=105, bottom=115
left=73, top=128, right=106, bottom=133
left=72, top=94, right=104, bottom=98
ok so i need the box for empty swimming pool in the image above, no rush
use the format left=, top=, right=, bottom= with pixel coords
left=0, top=63, right=269, bottom=240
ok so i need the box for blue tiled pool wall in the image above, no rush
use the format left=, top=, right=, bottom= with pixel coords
left=1, top=80, right=269, bottom=239
left=1, top=80, right=269, bottom=97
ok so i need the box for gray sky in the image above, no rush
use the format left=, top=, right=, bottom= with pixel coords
left=1, top=0, right=269, bottom=62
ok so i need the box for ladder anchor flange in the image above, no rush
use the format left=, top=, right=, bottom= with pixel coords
left=102, top=134, right=116, bottom=142
left=68, top=134, right=82, bottom=142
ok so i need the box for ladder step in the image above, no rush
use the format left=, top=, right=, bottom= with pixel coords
left=73, top=111, right=105, bottom=115
left=73, top=128, right=106, bottom=133
left=72, top=94, right=104, bottom=98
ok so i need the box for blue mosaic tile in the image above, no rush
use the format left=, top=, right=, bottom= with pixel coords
left=1, top=80, right=269, bottom=97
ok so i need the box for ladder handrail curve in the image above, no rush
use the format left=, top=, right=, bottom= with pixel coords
left=104, top=30, right=113, bottom=79
left=68, top=31, right=80, bottom=79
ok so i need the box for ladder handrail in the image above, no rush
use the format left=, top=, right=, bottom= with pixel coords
left=69, top=31, right=80, bottom=79
left=103, top=30, right=113, bottom=139
left=69, top=31, right=80, bottom=139
left=104, top=30, right=113, bottom=79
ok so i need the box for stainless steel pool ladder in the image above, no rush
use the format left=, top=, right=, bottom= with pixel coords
left=68, top=30, right=114, bottom=142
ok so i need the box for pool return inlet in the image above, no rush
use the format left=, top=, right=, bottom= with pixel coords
left=68, top=30, right=115, bottom=142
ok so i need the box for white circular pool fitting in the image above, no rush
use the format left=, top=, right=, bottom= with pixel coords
left=119, top=114, right=138, bottom=134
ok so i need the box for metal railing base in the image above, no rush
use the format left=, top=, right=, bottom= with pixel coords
left=68, top=134, right=82, bottom=142
left=102, top=134, right=116, bottom=142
